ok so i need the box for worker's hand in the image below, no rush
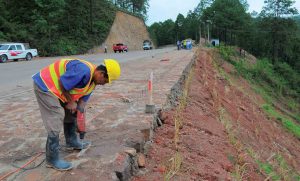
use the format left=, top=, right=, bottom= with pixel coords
left=65, top=101, right=77, bottom=113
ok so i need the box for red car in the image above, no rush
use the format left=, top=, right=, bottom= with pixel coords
left=113, top=43, right=128, bottom=53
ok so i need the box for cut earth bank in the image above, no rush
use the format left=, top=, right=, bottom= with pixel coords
left=90, top=11, right=152, bottom=53
left=133, top=48, right=300, bottom=181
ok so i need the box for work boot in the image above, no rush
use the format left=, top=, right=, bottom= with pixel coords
left=46, top=135, right=73, bottom=171
left=64, top=122, right=90, bottom=150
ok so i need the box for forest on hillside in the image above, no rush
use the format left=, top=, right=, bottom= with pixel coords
left=0, top=0, right=149, bottom=56
left=149, top=0, right=300, bottom=102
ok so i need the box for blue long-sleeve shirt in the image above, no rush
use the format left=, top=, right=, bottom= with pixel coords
left=32, top=60, right=92, bottom=102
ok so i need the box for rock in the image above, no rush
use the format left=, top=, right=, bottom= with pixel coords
left=137, top=153, right=146, bottom=168
left=124, top=148, right=137, bottom=157
left=141, top=128, right=152, bottom=142
left=166, top=129, right=174, bottom=139
left=156, top=166, right=166, bottom=173
left=239, top=105, right=246, bottom=111
left=121, top=97, right=131, bottom=103
left=158, top=111, right=168, bottom=122
left=156, top=117, right=163, bottom=127
left=222, top=163, right=233, bottom=172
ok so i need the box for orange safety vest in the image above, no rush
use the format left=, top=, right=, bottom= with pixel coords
left=40, top=59, right=96, bottom=102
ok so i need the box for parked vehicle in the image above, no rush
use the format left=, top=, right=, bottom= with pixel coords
left=113, top=43, right=128, bottom=53
left=0, top=43, right=38, bottom=63
left=143, top=40, right=152, bottom=50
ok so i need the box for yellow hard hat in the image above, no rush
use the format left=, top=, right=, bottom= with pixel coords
left=104, top=59, right=121, bottom=83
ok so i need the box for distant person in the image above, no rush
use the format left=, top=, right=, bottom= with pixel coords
left=186, top=40, right=190, bottom=50
left=104, top=45, right=107, bottom=53
left=189, top=40, right=193, bottom=49
left=177, top=40, right=181, bottom=50
left=183, top=40, right=187, bottom=49
left=32, top=59, right=121, bottom=171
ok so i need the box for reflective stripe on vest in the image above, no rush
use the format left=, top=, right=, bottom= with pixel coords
left=40, top=59, right=96, bottom=102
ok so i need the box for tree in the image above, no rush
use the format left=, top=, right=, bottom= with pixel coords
left=259, top=0, right=299, bottom=63
left=0, top=0, right=10, bottom=41
left=174, top=14, right=185, bottom=40
left=239, top=0, right=249, bottom=11
left=261, top=0, right=298, bottom=17
left=185, top=11, right=200, bottom=41
left=194, top=0, right=214, bottom=17
left=149, top=19, right=175, bottom=46
left=112, top=0, right=149, bottom=20
left=202, top=0, right=251, bottom=45
left=131, top=0, right=149, bottom=20
left=32, top=0, right=66, bottom=51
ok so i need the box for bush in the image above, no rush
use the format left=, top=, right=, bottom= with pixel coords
left=48, top=38, right=78, bottom=56
left=219, top=44, right=235, bottom=63
left=218, top=45, right=300, bottom=105
left=235, top=60, right=253, bottom=80
left=252, top=59, right=288, bottom=94
left=274, top=62, right=300, bottom=96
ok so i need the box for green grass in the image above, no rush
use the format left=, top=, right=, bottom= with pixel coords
left=216, top=46, right=300, bottom=180
left=257, top=161, right=281, bottom=180
left=262, top=104, right=300, bottom=139
left=217, top=45, right=300, bottom=137
left=253, top=153, right=300, bottom=181
left=256, top=154, right=300, bottom=181
left=218, top=45, right=300, bottom=101
left=275, top=154, right=300, bottom=181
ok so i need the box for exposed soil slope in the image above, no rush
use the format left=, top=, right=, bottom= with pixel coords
left=91, top=11, right=152, bottom=53
left=133, top=48, right=300, bottom=180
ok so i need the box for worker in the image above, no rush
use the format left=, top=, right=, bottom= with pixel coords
left=183, top=40, right=187, bottom=49
left=32, top=58, right=121, bottom=171
left=177, top=40, right=181, bottom=50
left=104, top=45, right=107, bottom=53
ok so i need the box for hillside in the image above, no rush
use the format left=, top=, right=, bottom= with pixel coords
left=90, top=11, right=152, bottom=53
left=133, top=47, right=300, bottom=180
left=0, top=1, right=151, bottom=56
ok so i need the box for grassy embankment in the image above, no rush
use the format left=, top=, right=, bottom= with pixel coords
left=219, top=45, right=300, bottom=137
left=214, top=45, right=300, bottom=180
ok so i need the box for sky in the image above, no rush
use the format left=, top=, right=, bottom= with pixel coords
left=146, top=0, right=300, bottom=26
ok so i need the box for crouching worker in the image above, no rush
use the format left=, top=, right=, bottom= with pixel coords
left=32, top=59, right=121, bottom=170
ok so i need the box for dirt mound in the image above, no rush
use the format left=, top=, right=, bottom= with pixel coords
left=133, top=48, right=300, bottom=180
left=90, top=11, right=152, bottom=53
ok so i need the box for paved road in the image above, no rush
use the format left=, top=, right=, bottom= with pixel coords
left=0, top=47, right=194, bottom=180
left=0, top=47, right=175, bottom=97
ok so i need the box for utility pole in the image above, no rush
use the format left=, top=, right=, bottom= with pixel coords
left=199, top=23, right=201, bottom=45
left=204, top=22, right=207, bottom=44
left=206, top=20, right=212, bottom=45
left=207, top=23, right=210, bottom=43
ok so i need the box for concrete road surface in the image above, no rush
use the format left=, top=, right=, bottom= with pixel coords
left=0, top=47, right=174, bottom=98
